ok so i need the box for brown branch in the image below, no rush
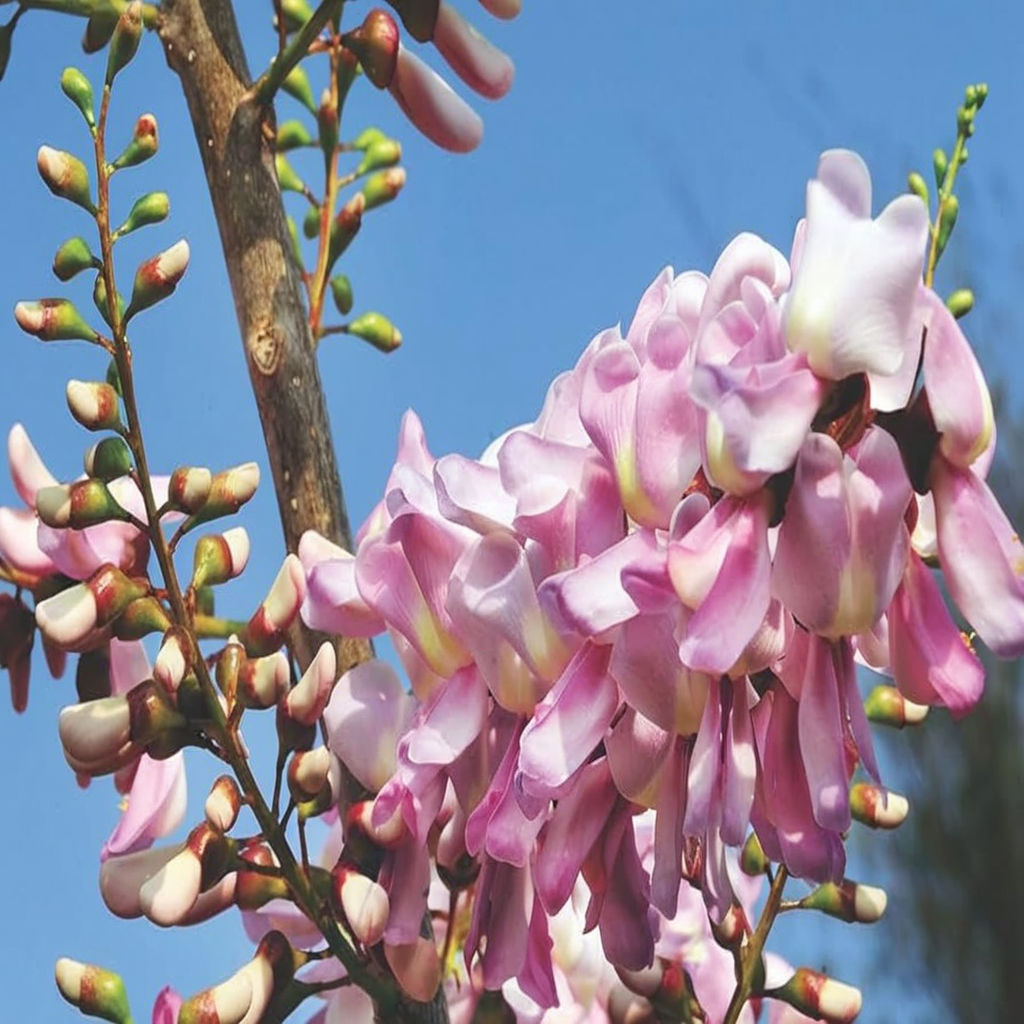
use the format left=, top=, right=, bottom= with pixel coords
left=157, top=0, right=370, bottom=675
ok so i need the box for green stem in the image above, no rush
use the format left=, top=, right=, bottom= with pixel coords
left=252, top=0, right=342, bottom=105
left=924, top=132, right=968, bottom=287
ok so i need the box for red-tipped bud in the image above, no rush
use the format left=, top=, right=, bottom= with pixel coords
left=191, top=527, right=250, bottom=589
left=55, top=958, right=132, bottom=1024
left=215, top=636, right=245, bottom=704
left=36, top=565, right=147, bottom=648
left=282, top=641, right=336, bottom=725
left=53, top=236, right=99, bottom=281
left=346, top=310, right=402, bottom=352
left=235, top=842, right=288, bottom=910
left=113, top=595, right=173, bottom=640
left=348, top=799, right=408, bottom=848
left=106, top=1, right=143, bottom=84
left=155, top=628, right=190, bottom=693
left=111, top=113, right=159, bottom=170
left=238, top=651, right=290, bottom=709
left=168, top=465, right=213, bottom=514
left=769, top=968, right=862, bottom=1024
left=36, top=479, right=131, bottom=530
left=362, top=167, right=406, bottom=210
left=386, top=0, right=439, bottom=42
left=241, top=555, right=305, bottom=656
left=801, top=880, right=888, bottom=924
left=384, top=938, right=441, bottom=1002
left=328, top=192, right=364, bottom=266
left=317, top=88, right=339, bottom=158
left=66, top=379, right=121, bottom=431
left=125, top=240, right=189, bottom=319
left=126, top=678, right=187, bottom=750
left=85, top=436, right=133, bottom=481
left=343, top=10, right=400, bottom=88
left=15, top=298, right=98, bottom=343
left=864, top=684, right=928, bottom=727
left=332, top=866, right=389, bottom=946
left=100, top=844, right=181, bottom=919
left=287, top=745, right=334, bottom=801
left=37, top=145, right=94, bottom=212
left=205, top=775, right=242, bottom=832
left=194, top=462, right=260, bottom=522
left=850, top=782, right=910, bottom=829
left=58, top=694, right=135, bottom=776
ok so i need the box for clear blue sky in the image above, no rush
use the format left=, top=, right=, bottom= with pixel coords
left=0, top=2, right=1021, bottom=1020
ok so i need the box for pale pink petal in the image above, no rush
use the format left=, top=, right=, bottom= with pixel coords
left=101, top=752, right=186, bottom=861
left=0, top=506, right=53, bottom=573
left=434, top=454, right=516, bottom=534
left=434, top=3, right=515, bottom=99
left=8, top=423, right=57, bottom=506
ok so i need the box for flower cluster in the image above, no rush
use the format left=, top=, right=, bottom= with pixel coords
left=301, top=149, right=1019, bottom=1009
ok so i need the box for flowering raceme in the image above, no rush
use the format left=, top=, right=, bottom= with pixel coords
left=299, top=148, right=1019, bottom=1015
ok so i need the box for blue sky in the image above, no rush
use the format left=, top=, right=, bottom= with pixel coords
left=0, top=2, right=1021, bottom=1020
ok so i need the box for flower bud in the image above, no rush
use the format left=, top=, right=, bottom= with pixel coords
left=66, top=379, right=121, bottom=431
left=946, top=288, right=974, bottom=319
left=330, top=274, right=353, bottom=315
left=125, top=240, right=190, bottom=319
left=935, top=194, right=959, bottom=263
left=155, top=628, right=189, bottom=693
left=317, top=88, right=339, bottom=158
left=93, top=272, right=125, bottom=329
left=348, top=799, right=408, bottom=848
left=205, top=775, right=242, bottom=832
left=328, top=192, right=364, bottom=266
left=362, top=167, right=406, bottom=210
left=114, top=191, right=170, bottom=238
left=55, top=958, right=132, bottom=1024
left=346, top=310, right=402, bottom=352
left=83, top=9, right=118, bottom=54
left=740, top=832, right=768, bottom=875
left=282, top=641, right=336, bottom=725
left=85, top=436, right=133, bottom=481
left=283, top=65, right=316, bottom=113
left=59, top=694, right=134, bottom=775
left=276, top=118, right=313, bottom=151
left=36, top=479, right=131, bottom=530
left=14, top=298, right=98, bottom=343
left=288, top=745, right=333, bottom=801
left=238, top=650, right=290, bottom=709
left=100, top=843, right=180, bottom=918
left=769, top=968, right=862, bottom=1024
left=113, top=596, right=173, bottom=641
left=356, top=137, right=401, bottom=175
left=215, top=636, right=245, bottom=704
left=332, top=865, right=389, bottom=946
left=106, top=1, right=143, bottom=84
left=274, top=152, right=306, bottom=194
left=850, top=782, right=910, bottom=829
left=241, top=554, right=305, bottom=656
left=37, top=145, right=95, bottom=212
left=111, top=113, right=159, bottom=171
left=37, top=565, right=147, bottom=647
left=191, top=527, right=251, bottom=589
left=864, top=684, right=928, bottom=728
left=302, top=203, right=321, bottom=239
left=167, top=465, right=213, bottom=514
left=386, top=0, right=439, bottom=43
left=906, top=171, right=928, bottom=205
left=352, top=126, right=388, bottom=151
left=279, top=0, right=313, bottom=31
left=343, top=10, right=400, bottom=88
left=60, top=66, right=95, bottom=127
left=193, top=462, right=260, bottom=522
left=932, top=147, right=948, bottom=189
left=800, top=879, right=888, bottom=923
left=235, top=842, right=288, bottom=909
left=53, top=236, right=99, bottom=281
left=127, top=678, right=187, bottom=750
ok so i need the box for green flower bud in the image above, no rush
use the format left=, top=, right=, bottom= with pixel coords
left=66, top=379, right=122, bottom=431
left=932, top=147, right=948, bottom=190
left=113, top=595, right=173, bottom=640
left=347, top=310, right=401, bottom=352
left=739, top=832, right=768, bottom=876
left=37, top=146, right=95, bottom=213
left=864, top=684, right=928, bottom=728
left=768, top=968, right=862, bottom=1023
left=106, top=359, right=123, bottom=396
left=342, top=9, right=400, bottom=89
left=850, top=782, right=910, bottom=829
left=387, top=0, right=440, bottom=43
left=280, top=0, right=314, bottom=32
left=14, top=299, right=98, bottom=343
left=55, top=958, right=132, bottom=1024
left=286, top=217, right=304, bottom=268
left=317, top=88, right=338, bottom=159
left=36, top=479, right=132, bottom=529
left=168, top=465, right=213, bottom=514
left=362, top=167, right=405, bottom=210
left=111, top=113, right=158, bottom=171
left=125, top=240, right=190, bottom=320
left=192, top=528, right=250, bottom=590
left=274, top=152, right=305, bottom=194
left=906, top=171, right=928, bottom=205
left=302, top=204, right=321, bottom=239
left=800, top=879, right=888, bottom=924
left=53, top=237, right=99, bottom=282
left=84, top=436, right=133, bottom=481
left=973, top=82, right=988, bottom=108
left=93, top=273, right=125, bottom=330
left=60, top=67, right=95, bottom=127
left=282, top=65, right=316, bottom=113
left=352, top=126, right=387, bottom=151
left=276, top=118, right=313, bottom=151
left=330, top=274, right=353, bottom=315
left=193, top=462, right=260, bottom=523
left=82, top=9, right=118, bottom=55
left=114, top=191, right=170, bottom=238
left=935, top=194, right=959, bottom=262
left=946, top=288, right=974, bottom=319
left=327, top=193, right=364, bottom=266
left=356, top=137, right=401, bottom=176
left=106, top=1, right=143, bottom=85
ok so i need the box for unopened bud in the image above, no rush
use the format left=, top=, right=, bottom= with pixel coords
left=276, top=118, right=313, bottom=151
left=37, top=145, right=95, bottom=212
left=946, top=288, right=974, bottom=319
left=238, top=650, right=290, bottom=709
left=348, top=799, right=408, bottom=848
left=769, top=968, right=862, bottom=1024
left=53, top=236, right=99, bottom=281
left=55, top=958, right=132, bottom=1024
left=343, top=10, right=400, bottom=88
left=850, top=782, right=910, bottom=829
left=283, top=65, right=316, bottom=113
left=66, top=379, right=121, bottom=431
left=241, top=554, right=305, bottom=656
left=282, top=641, right=336, bottom=725
left=386, top=0, right=440, bottom=43
left=317, top=88, right=339, bottom=158
left=111, top=113, right=159, bottom=171
left=352, top=126, right=388, bottom=151
left=302, top=203, right=321, bottom=239
left=155, top=628, right=189, bottom=693
left=168, top=465, right=213, bottom=514
left=279, top=0, right=313, bottom=32
left=362, top=167, right=406, bottom=210
left=235, top=842, right=288, bottom=909
left=191, top=527, right=251, bottom=589
left=106, top=1, right=143, bottom=84
left=932, top=147, right=948, bottom=189
left=15, top=298, right=98, bottom=343
left=327, top=192, right=364, bottom=266
left=114, top=191, right=170, bottom=238
left=800, top=879, right=887, bottom=923
left=332, top=866, right=389, bottom=946
left=112, top=596, right=172, bottom=642
left=125, top=240, right=190, bottom=319
left=36, top=479, right=131, bottom=530
left=127, top=678, right=187, bottom=752
left=864, top=684, right=928, bottom=727
left=935, top=194, right=959, bottom=262
left=93, top=273, right=125, bottom=329
left=85, top=436, right=133, bottom=481
left=356, top=137, right=401, bottom=176
left=740, top=832, right=768, bottom=875
left=194, top=462, right=260, bottom=523
left=37, top=565, right=147, bottom=647
left=83, top=10, right=118, bottom=54
left=58, top=695, right=134, bottom=776
left=274, top=152, right=305, bottom=194
left=329, top=274, right=353, bottom=315
left=215, top=636, right=245, bottom=704
left=205, top=775, right=242, bottom=832
left=288, top=745, right=333, bottom=801
left=347, top=310, right=402, bottom=352
left=60, top=67, right=95, bottom=127
left=906, top=171, right=928, bottom=205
